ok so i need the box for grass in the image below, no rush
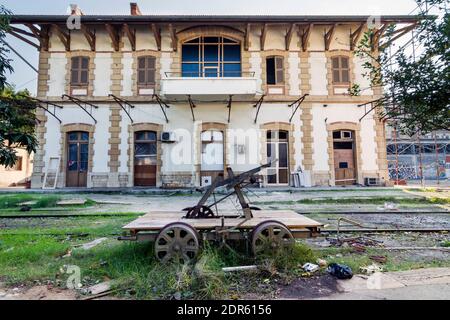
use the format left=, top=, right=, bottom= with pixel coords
left=1, top=217, right=449, bottom=299
left=0, top=194, right=97, bottom=210
left=0, top=211, right=320, bottom=299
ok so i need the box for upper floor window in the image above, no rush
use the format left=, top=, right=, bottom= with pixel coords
left=331, top=56, right=350, bottom=85
left=181, top=36, right=241, bottom=77
left=137, top=56, right=156, bottom=87
left=70, top=56, right=89, bottom=86
left=266, top=56, right=284, bottom=85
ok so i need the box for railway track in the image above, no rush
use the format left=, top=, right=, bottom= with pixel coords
left=0, top=213, right=140, bottom=219
left=300, top=210, right=449, bottom=215
left=0, top=210, right=448, bottom=219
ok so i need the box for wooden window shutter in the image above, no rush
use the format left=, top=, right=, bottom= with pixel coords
left=147, top=56, right=155, bottom=84
left=137, top=56, right=156, bottom=86
left=332, top=56, right=350, bottom=84
left=275, top=56, right=284, bottom=84
left=71, top=56, right=89, bottom=85
left=341, top=57, right=350, bottom=83
left=332, top=57, right=340, bottom=83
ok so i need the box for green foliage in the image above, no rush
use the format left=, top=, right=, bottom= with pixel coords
left=0, top=86, right=39, bottom=167
left=355, top=0, right=449, bottom=135
left=0, top=5, right=13, bottom=91
left=0, top=6, right=39, bottom=168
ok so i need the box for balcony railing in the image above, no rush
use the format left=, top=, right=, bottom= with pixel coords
left=164, top=71, right=255, bottom=78
left=160, top=71, right=258, bottom=97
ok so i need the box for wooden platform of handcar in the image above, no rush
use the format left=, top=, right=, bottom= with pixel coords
left=123, top=210, right=323, bottom=238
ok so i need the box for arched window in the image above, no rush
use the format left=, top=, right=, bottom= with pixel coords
left=181, top=36, right=241, bottom=77
left=331, top=56, right=350, bottom=84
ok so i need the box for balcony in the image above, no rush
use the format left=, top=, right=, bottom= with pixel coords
left=160, top=72, right=258, bottom=100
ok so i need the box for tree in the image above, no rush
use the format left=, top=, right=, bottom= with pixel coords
left=0, top=5, right=38, bottom=167
left=355, top=0, right=449, bottom=136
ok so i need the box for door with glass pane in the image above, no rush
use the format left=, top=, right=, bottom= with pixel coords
left=266, top=130, right=289, bottom=185
left=134, top=131, right=157, bottom=186
left=200, top=130, right=224, bottom=186
left=66, top=131, right=89, bottom=187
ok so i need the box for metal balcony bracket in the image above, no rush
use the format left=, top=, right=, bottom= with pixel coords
left=253, top=94, right=265, bottom=124
left=288, top=93, right=308, bottom=123
left=227, top=95, right=233, bottom=123
left=152, top=94, right=170, bottom=123
left=187, top=95, right=196, bottom=122
left=30, top=97, right=63, bottom=123
left=61, top=94, right=98, bottom=124
left=109, top=94, right=134, bottom=123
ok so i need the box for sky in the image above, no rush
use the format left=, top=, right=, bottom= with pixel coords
left=2, top=0, right=419, bottom=95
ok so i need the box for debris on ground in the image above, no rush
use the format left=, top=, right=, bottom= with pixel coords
left=84, top=281, right=112, bottom=295
left=369, top=255, right=388, bottom=264
left=57, top=199, right=86, bottom=206
left=327, top=236, right=383, bottom=249
left=360, top=263, right=383, bottom=274
left=61, top=249, right=72, bottom=258
left=316, top=259, right=327, bottom=267
left=377, top=202, right=399, bottom=211
left=18, top=201, right=37, bottom=206
left=77, top=237, right=108, bottom=250
left=302, top=263, right=319, bottom=273
left=351, top=243, right=366, bottom=253
left=327, top=263, right=353, bottom=279
left=222, top=265, right=258, bottom=272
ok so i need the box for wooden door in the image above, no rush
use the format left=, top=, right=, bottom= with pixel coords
left=66, top=131, right=89, bottom=187
left=134, top=131, right=157, bottom=186
left=333, top=130, right=356, bottom=185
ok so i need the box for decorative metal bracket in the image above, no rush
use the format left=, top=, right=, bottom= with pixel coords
left=61, top=94, right=98, bottom=124
left=109, top=94, right=134, bottom=123
left=288, top=93, right=308, bottom=123
left=187, top=95, right=196, bottom=122
left=152, top=94, right=170, bottom=123
left=227, top=95, right=233, bottom=123
left=358, top=98, right=385, bottom=122
left=31, top=97, right=63, bottom=123
left=253, top=95, right=265, bottom=124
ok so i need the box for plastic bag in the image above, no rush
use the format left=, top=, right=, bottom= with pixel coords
left=327, top=263, right=353, bottom=279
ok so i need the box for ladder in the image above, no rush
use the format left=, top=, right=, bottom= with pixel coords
left=42, top=156, right=61, bottom=189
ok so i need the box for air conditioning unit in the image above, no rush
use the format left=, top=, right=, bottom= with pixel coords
left=161, top=131, right=176, bottom=143
left=364, top=177, right=380, bottom=186
left=201, top=176, right=212, bottom=186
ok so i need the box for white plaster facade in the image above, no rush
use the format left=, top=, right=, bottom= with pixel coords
left=15, top=12, right=397, bottom=189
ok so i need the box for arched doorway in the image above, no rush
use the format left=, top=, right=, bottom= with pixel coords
left=266, top=130, right=289, bottom=185
left=134, top=130, right=157, bottom=186
left=200, top=130, right=224, bottom=186
left=333, top=129, right=357, bottom=185
left=66, top=131, right=89, bottom=187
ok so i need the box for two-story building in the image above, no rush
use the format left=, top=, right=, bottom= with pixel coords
left=8, top=3, right=419, bottom=188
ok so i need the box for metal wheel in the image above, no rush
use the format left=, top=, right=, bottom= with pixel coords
left=251, top=220, right=295, bottom=255
left=155, top=222, right=200, bottom=263
left=183, top=205, right=215, bottom=219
